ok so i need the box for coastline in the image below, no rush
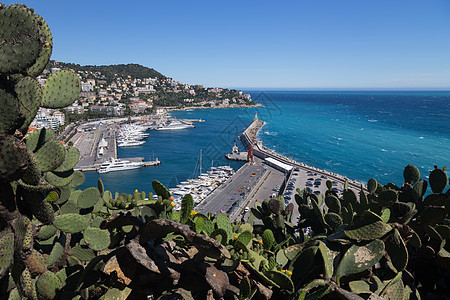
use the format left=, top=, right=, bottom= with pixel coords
left=240, top=117, right=366, bottom=191
left=161, top=102, right=263, bottom=112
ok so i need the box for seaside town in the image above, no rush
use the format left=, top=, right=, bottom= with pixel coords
left=30, top=61, right=258, bottom=133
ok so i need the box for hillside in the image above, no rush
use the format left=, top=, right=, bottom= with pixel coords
left=51, top=61, right=166, bottom=82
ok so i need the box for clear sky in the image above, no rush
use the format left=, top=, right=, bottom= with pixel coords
left=5, top=0, right=450, bottom=89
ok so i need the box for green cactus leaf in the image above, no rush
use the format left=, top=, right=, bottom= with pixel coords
left=385, top=229, right=408, bottom=272
left=276, top=249, right=289, bottom=267
left=380, top=208, right=391, bottom=223
left=25, top=128, right=55, bottom=153
left=26, top=14, right=53, bottom=77
left=236, top=230, right=252, bottom=248
left=70, top=171, right=85, bottom=188
left=378, top=189, right=398, bottom=207
left=0, top=5, right=43, bottom=74
left=83, top=228, right=110, bottom=251
left=318, top=241, right=338, bottom=279
left=180, top=194, right=194, bottom=224
left=104, top=287, right=132, bottom=300
left=0, top=232, right=14, bottom=277
left=45, top=170, right=74, bottom=187
left=324, top=212, right=343, bottom=230
left=36, top=271, right=62, bottom=300
left=367, top=178, right=378, bottom=194
left=15, top=76, right=42, bottom=132
left=77, top=187, right=100, bottom=209
left=152, top=179, right=171, bottom=199
left=291, top=246, right=318, bottom=284
left=53, top=146, right=79, bottom=172
left=53, top=213, right=89, bottom=233
left=34, top=139, right=65, bottom=173
left=345, top=220, right=392, bottom=241
left=284, top=244, right=304, bottom=261
left=335, top=239, right=385, bottom=277
left=41, top=70, right=81, bottom=108
left=261, top=229, right=275, bottom=250
left=194, top=216, right=204, bottom=233
left=0, top=80, right=21, bottom=135
left=59, top=202, right=79, bottom=215
left=71, top=245, right=96, bottom=261
left=419, top=206, right=447, bottom=226
left=37, top=225, right=57, bottom=241
left=46, top=233, right=66, bottom=266
left=325, top=194, right=341, bottom=214
left=239, top=276, right=251, bottom=300
left=215, top=213, right=233, bottom=244
left=403, top=164, right=420, bottom=185
left=264, top=270, right=295, bottom=293
left=349, top=280, right=372, bottom=294
left=429, top=168, right=448, bottom=194
left=0, top=136, right=29, bottom=182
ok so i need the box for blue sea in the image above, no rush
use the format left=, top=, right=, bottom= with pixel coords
left=81, top=91, right=450, bottom=194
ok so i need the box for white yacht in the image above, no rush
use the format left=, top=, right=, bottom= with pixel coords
left=117, top=140, right=145, bottom=147
left=156, top=120, right=194, bottom=131
left=97, top=158, right=143, bottom=173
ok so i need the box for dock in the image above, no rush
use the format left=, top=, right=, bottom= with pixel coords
left=225, top=152, right=248, bottom=161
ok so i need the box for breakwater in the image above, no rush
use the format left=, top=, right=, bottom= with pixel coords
left=240, top=116, right=365, bottom=191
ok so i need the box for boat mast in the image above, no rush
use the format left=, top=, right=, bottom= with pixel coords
left=200, top=149, right=202, bottom=175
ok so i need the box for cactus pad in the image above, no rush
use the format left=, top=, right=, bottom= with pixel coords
left=215, top=213, right=233, bottom=244
left=367, top=178, right=378, bottom=194
left=46, top=233, right=66, bottom=266
left=180, top=194, right=194, bottom=224
left=264, top=270, right=295, bottom=293
left=385, top=229, right=408, bottom=271
left=324, top=212, right=343, bottom=230
left=152, top=179, right=171, bottom=199
left=0, top=80, right=21, bottom=135
left=325, top=194, right=341, bottom=214
left=53, top=146, right=80, bottom=172
left=71, top=245, right=96, bottom=261
left=403, top=164, right=420, bottom=185
left=34, top=139, right=65, bottom=172
left=41, top=70, right=81, bottom=108
left=345, top=220, right=392, bottom=241
left=0, top=135, right=28, bottom=182
left=26, top=15, right=53, bottom=77
left=83, top=228, right=110, bottom=251
left=25, top=127, right=55, bottom=153
left=0, top=5, right=43, bottom=74
left=77, top=187, right=100, bottom=209
left=36, top=271, right=62, bottom=300
left=335, top=239, right=385, bottom=277
left=262, top=229, right=275, bottom=250
left=45, top=170, right=74, bottom=187
left=37, top=225, right=57, bottom=241
left=0, top=232, right=14, bottom=277
left=429, top=168, right=448, bottom=194
left=15, top=76, right=43, bottom=132
left=70, top=170, right=85, bottom=188
left=53, top=213, right=89, bottom=233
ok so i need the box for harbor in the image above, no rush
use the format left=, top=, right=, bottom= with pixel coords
left=198, top=112, right=365, bottom=221
left=72, top=113, right=201, bottom=173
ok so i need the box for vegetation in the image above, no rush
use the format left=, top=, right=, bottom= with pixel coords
left=1, top=4, right=450, bottom=300
left=52, top=62, right=166, bottom=83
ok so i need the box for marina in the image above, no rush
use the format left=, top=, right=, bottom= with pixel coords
left=72, top=114, right=201, bottom=173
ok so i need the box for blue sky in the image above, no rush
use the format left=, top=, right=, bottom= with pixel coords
left=6, top=0, right=450, bottom=89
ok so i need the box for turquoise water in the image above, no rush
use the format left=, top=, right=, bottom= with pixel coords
left=81, top=91, right=450, bottom=194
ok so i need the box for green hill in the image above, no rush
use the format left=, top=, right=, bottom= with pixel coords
left=52, top=61, right=166, bottom=82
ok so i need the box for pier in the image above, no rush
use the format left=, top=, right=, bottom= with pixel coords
left=199, top=113, right=364, bottom=222
left=72, top=120, right=161, bottom=172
